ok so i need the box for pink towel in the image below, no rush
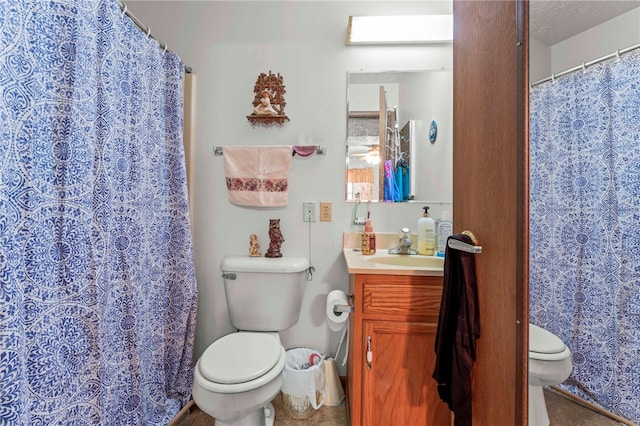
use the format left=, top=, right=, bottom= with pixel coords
left=223, top=145, right=293, bottom=207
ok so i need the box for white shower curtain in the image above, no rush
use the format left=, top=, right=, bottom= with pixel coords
left=529, top=48, right=640, bottom=423
left=0, top=1, right=197, bottom=424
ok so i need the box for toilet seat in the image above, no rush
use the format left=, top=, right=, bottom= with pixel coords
left=529, top=324, right=571, bottom=361
left=196, top=332, right=286, bottom=394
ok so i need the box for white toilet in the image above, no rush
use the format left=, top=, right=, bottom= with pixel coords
left=192, top=256, right=309, bottom=426
left=529, top=323, right=573, bottom=426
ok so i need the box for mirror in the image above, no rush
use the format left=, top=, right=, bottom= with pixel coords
left=346, top=70, right=453, bottom=203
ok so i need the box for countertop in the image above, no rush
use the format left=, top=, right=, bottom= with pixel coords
left=343, top=232, right=444, bottom=277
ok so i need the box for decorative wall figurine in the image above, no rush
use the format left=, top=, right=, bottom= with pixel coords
left=247, top=71, right=289, bottom=125
left=254, top=91, right=277, bottom=115
left=249, top=234, right=261, bottom=257
left=265, top=219, right=284, bottom=258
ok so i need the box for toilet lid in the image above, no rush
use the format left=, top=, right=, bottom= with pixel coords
left=199, top=332, right=282, bottom=384
left=529, top=324, right=566, bottom=355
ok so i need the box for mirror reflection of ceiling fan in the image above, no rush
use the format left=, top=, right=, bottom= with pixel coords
left=347, top=135, right=381, bottom=164
left=351, top=144, right=380, bottom=164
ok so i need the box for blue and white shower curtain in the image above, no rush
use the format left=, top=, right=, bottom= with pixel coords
left=0, top=1, right=197, bottom=424
left=530, top=48, right=640, bottom=422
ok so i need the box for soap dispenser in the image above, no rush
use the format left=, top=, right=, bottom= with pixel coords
left=417, top=206, right=436, bottom=256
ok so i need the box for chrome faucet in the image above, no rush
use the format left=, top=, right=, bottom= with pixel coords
left=388, top=228, right=418, bottom=255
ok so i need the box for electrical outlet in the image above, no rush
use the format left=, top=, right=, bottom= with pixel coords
left=303, top=201, right=316, bottom=222
left=320, top=202, right=332, bottom=222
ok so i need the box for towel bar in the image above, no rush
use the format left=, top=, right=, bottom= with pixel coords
left=213, top=146, right=326, bottom=156
left=447, top=239, right=482, bottom=253
left=447, top=230, right=482, bottom=253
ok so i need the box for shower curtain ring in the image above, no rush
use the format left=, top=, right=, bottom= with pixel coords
left=162, top=44, right=168, bottom=54
left=121, top=3, right=127, bottom=17
left=581, top=63, right=586, bottom=74
left=616, top=50, right=621, bottom=61
left=146, top=26, right=151, bottom=38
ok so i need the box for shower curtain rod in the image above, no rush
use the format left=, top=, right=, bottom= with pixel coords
left=530, top=41, right=640, bottom=87
left=117, top=0, right=192, bottom=74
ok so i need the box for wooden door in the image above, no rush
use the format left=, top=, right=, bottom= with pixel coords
left=362, top=320, right=450, bottom=426
left=453, top=1, right=529, bottom=425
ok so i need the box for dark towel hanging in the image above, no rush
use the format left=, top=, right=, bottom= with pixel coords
left=432, top=234, right=480, bottom=426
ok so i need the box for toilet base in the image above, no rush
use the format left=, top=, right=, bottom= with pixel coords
left=529, top=385, right=550, bottom=426
left=214, top=403, right=275, bottom=426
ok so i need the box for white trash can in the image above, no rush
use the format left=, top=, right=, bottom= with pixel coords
left=281, top=348, right=326, bottom=419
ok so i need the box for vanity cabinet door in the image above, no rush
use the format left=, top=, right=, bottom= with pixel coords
left=362, top=320, right=450, bottom=426
left=348, top=274, right=450, bottom=426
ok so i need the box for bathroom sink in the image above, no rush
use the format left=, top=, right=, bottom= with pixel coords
left=365, top=255, right=444, bottom=269
left=342, top=233, right=444, bottom=276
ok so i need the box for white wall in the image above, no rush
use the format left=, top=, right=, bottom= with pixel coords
left=348, top=82, right=399, bottom=112
left=530, top=7, right=640, bottom=83
left=551, top=8, right=640, bottom=74
left=529, top=36, right=551, bottom=83
left=127, top=1, right=453, bottom=368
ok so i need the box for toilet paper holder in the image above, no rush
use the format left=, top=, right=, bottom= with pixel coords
left=332, top=294, right=354, bottom=315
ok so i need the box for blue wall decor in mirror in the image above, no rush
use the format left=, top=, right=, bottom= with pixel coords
left=429, top=120, right=438, bottom=143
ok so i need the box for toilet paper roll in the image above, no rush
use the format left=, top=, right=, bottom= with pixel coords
left=326, top=290, right=349, bottom=332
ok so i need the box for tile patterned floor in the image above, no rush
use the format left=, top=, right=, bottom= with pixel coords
left=174, top=388, right=626, bottom=425
left=172, top=392, right=347, bottom=426
left=544, top=388, right=625, bottom=426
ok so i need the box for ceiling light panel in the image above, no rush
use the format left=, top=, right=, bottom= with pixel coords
left=347, top=15, right=453, bottom=45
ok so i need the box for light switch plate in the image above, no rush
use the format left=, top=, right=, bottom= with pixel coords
left=303, top=201, right=316, bottom=222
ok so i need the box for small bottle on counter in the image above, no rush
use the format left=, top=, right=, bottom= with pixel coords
left=361, top=217, right=376, bottom=255
left=437, top=211, right=453, bottom=257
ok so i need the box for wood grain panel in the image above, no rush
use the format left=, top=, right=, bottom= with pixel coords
left=362, top=321, right=450, bottom=426
left=349, top=274, right=448, bottom=426
left=363, top=282, right=442, bottom=318
left=348, top=274, right=363, bottom=426
left=453, top=1, right=528, bottom=425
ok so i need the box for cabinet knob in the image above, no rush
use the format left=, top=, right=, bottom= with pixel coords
left=366, top=336, right=373, bottom=370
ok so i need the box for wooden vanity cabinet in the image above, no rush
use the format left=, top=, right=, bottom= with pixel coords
left=347, top=274, right=450, bottom=426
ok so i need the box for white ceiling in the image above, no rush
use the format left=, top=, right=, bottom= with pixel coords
left=530, top=0, right=640, bottom=45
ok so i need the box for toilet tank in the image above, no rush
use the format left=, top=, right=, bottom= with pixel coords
left=221, top=256, right=309, bottom=331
